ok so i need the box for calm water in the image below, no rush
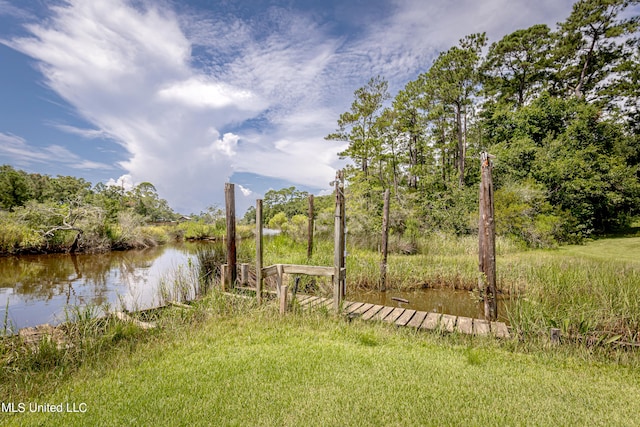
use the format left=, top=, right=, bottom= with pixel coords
left=0, top=242, right=211, bottom=333
left=1, top=243, right=512, bottom=333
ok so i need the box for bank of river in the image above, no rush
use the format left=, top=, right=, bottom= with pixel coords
left=0, top=242, right=211, bottom=333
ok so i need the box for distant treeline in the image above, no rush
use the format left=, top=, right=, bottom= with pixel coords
left=0, top=165, right=229, bottom=254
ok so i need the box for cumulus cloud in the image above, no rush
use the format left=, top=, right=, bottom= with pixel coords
left=106, top=174, right=135, bottom=191
left=3, top=0, right=578, bottom=213
left=6, top=0, right=265, bottom=212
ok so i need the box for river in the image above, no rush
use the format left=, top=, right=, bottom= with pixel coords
left=0, top=242, right=209, bottom=333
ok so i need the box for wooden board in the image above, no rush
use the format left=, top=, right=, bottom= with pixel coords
left=456, top=316, right=473, bottom=335
left=406, top=311, right=428, bottom=329
left=353, top=303, right=375, bottom=315
left=491, top=322, right=510, bottom=339
left=342, top=301, right=357, bottom=311
left=281, top=264, right=335, bottom=277
left=383, top=307, right=406, bottom=323
left=308, top=297, right=328, bottom=308
left=296, top=295, right=314, bottom=304
left=395, top=309, right=416, bottom=327
left=345, top=302, right=365, bottom=314
left=371, top=306, right=395, bottom=321
left=420, top=312, right=442, bottom=330
left=301, top=296, right=320, bottom=308
left=473, top=319, right=491, bottom=336
left=440, top=314, right=457, bottom=333
left=361, top=305, right=384, bottom=321
left=319, top=298, right=334, bottom=308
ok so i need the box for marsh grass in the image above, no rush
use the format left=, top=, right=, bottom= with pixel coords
left=247, top=232, right=640, bottom=342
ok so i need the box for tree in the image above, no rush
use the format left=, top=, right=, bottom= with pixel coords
left=0, top=165, right=32, bottom=210
left=422, top=33, right=487, bottom=187
left=130, top=182, right=174, bottom=222
left=552, top=0, right=639, bottom=100
left=482, top=24, right=553, bottom=108
left=392, top=79, right=431, bottom=190
left=326, top=76, right=390, bottom=177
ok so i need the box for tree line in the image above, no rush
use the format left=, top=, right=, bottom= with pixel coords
left=0, top=165, right=178, bottom=253
left=326, top=0, right=640, bottom=246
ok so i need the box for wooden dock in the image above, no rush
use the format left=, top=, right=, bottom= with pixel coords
left=294, top=295, right=510, bottom=338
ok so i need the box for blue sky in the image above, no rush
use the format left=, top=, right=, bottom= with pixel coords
left=0, top=0, right=580, bottom=215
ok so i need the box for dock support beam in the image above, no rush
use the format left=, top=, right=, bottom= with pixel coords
left=225, top=183, right=237, bottom=291
left=479, top=152, right=497, bottom=321
left=255, top=199, right=263, bottom=304
left=333, top=170, right=345, bottom=311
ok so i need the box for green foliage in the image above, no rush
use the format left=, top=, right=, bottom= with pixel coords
left=494, top=181, right=576, bottom=247
left=267, top=211, right=289, bottom=230
left=0, top=167, right=187, bottom=253
left=325, top=0, right=640, bottom=246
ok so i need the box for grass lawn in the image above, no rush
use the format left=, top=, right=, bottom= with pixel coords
left=2, top=304, right=640, bottom=427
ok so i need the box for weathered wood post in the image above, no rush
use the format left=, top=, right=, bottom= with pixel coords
left=240, top=263, right=249, bottom=286
left=279, top=285, right=288, bottom=315
left=255, top=199, right=263, bottom=304
left=340, top=179, right=346, bottom=298
left=479, top=152, right=497, bottom=320
left=333, top=170, right=345, bottom=311
left=380, top=188, right=390, bottom=292
left=307, top=194, right=314, bottom=260
left=225, top=183, right=237, bottom=291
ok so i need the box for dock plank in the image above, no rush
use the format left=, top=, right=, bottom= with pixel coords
left=308, top=297, right=328, bottom=308
left=296, top=295, right=314, bottom=304
left=383, top=307, right=406, bottom=323
left=361, top=305, right=384, bottom=321
left=473, top=319, right=491, bottom=336
left=345, top=302, right=365, bottom=314
left=420, top=312, right=442, bottom=330
left=491, top=322, right=510, bottom=339
left=371, top=306, right=395, bottom=321
left=456, top=316, right=473, bottom=335
left=440, top=314, right=457, bottom=333
left=406, top=311, right=428, bottom=329
left=319, top=298, right=334, bottom=308
left=301, top=296, right=320, bottom=308
left=342, top=301, right=357, bottom=311
left=353, top=303, right=375, bottom=315
left=395, top=309, right=416, bottom=327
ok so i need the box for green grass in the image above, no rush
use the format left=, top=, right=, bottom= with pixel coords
left=257, top=233, right=640, bottom=341
left=2, top=300, right=640, bottom=426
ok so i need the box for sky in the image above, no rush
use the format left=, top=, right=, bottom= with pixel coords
left=0, top=0, right=580, bottom=215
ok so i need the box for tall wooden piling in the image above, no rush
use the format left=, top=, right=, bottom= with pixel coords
left=255, top=199, right=263, bottom=304
left=380, top=188, right=390, bottom=292
left=333, top=170, right=345, bottom=311
left=307, top=195, right=314, bottom=260
left=479, top=152, right=497, bottom=320
left=225, top=183, right=237, bottom=290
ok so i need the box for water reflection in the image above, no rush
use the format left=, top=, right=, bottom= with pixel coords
left=0, top=242, right=212, bottom=333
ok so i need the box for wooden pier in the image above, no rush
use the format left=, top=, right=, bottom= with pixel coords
left=294, top=294, right=510, bottom=338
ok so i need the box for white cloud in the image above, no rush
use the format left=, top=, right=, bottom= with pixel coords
left=0, top=131, right=111, bottom=170
left=3, top=0, right=579, bottom=213
left=0, top=0, right=29, bottom=19
left=238, top=184, right=253, bottom=197
left=157, top=77, right=266, bottom=111
left=106, top=174, right=134, bottom=191
left=213, top=133, right=239, bottom=157
left=50, top=123, right=112, bottom=139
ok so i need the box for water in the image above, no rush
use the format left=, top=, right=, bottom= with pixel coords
left=1, top=243, right=512, bottom=333
left=347, top=288, right=512, bottom=323
left=0, top=242, right=210, bottom=333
